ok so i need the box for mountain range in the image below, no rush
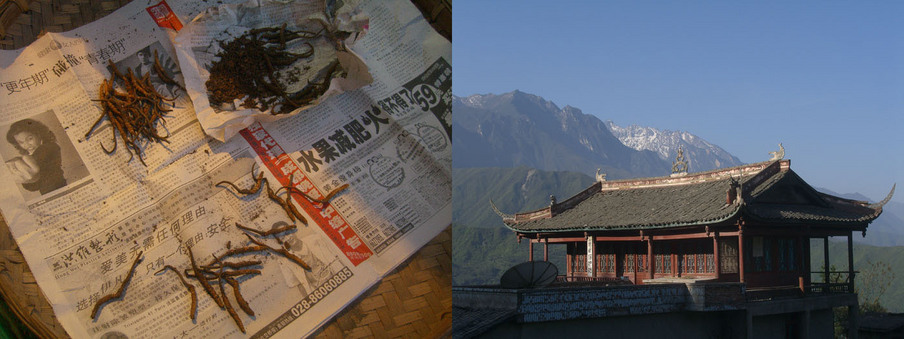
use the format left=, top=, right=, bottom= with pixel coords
left=453, top=90, right=743, bottom=180
left=452, top=90, right=904, bottom=287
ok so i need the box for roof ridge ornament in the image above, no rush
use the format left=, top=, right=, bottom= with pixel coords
left=671, top=145, right=688, bottom=175
left=596, top=168, right=606, bottom=182
left=723, top=176, right=744, bottom=207
left=769, top=143, right=785, bottom=161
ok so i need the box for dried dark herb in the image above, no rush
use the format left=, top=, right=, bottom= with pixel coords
left=205, top=24, right=342, bottom=114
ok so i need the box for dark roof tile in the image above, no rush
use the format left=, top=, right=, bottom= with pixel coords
left=504, top=160, right=887, bottom=233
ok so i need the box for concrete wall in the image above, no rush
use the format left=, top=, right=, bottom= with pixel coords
left=810, top=308, right=834, bottom=339
left=517, top=284, right=687, bottom=322
left=455, top=285, right=855, bottom=338
left=748, top=309, right=834, bottom=339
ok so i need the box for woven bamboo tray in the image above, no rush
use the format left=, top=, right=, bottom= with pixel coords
left=0, top=0, right=452, bottom=337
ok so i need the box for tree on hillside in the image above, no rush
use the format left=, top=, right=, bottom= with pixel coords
left=832, top=261, right=895, bottom=338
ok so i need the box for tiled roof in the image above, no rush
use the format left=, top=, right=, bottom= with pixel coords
left=501, top=160, right=890, bottom=233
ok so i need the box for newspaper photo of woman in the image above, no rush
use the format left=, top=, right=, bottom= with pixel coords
left=5, top=119, right=66, bottom=194
left=132, top=44, right=184, bottom=100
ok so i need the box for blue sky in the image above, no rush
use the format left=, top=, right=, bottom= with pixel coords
left=453, top=1, right=903, bottom=202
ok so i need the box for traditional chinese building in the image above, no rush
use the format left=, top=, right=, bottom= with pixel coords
left=455, top=150, right=895, bottom=338
left=494, top=155, right=893, bottom=292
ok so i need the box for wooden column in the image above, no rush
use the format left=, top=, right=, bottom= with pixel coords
left=798, top=235, right=805, bottom=293
left=528, top=239, right=534, bottom=262
left=713, top=234, right=721, bottom=279
left=586, top=235, right=595, bottom=278
left=848, top=233, right=854, bottom=293
left=803, top=235, right=811, bottom=288
left=801, top=310, right=811, bottom=339
left=648, top=236, right=654, bottom=280
left=566, top=243, right=573, bottom=278
left=543, top=238, right=549, bottom=262
left=848, top=304, right=860, bottom=339
left=824, top=237, right=830, bottom=286
left=738, top=224, right=745, bottom=283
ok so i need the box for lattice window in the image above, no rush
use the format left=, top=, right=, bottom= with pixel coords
left=720, top=239, right=738, bottom=274
left=696, top=246, right=705, bottom=273
left=705, top=253, right=714, bottom=273
left=655, top=253, right=671, bottom=274
left=637, top=254, right=648, bottom=273
left=602, top=254, right=615, bottom=273
left=572, top=254, right=587, bottom=273
left=684, top=253, right=693, bottom=274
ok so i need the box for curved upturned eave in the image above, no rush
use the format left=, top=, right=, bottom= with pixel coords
left=742, top=204, right=886, bottom=226
left=502, top=202, right=743, bottom=234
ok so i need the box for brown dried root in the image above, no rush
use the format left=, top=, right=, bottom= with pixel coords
left=155, top=265, right=197, bottom=321
left=87, top=59, right=174, bottom=166
left=243, top=233, right=310, bottom=270
left=201, top=259, right=262, bottom=271
left=216, top=164, right=266, bottom=195
left=225, top=277, right=254, bottom=316
left=218, top=269, right=245, bottom=333
left=184, top=268, right=261, bottom=281
left=281, top=183, right=349, bottom=204
left=188, top=246, right=223, bottom=309
left=153, top=50, right=185, bottom=92
left=265, top=180, right=296, bottom=223
left=235, top=222, right=296, bottom=237
left=91, top=251, right=143, bottom=319
left=218, top=245, right=269, bottom=261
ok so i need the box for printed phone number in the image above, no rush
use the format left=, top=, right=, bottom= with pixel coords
left=289, top=267, right=353, bottom=317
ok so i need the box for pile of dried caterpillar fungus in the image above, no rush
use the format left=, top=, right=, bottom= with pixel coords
left=206, top=24, right=345, bottom=115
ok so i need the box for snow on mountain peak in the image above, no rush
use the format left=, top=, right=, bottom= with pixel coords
left=605, top=121, right=743, bottom=172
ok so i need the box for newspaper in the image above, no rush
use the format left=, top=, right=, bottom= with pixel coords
left=0, top=0, right=451, bottom=338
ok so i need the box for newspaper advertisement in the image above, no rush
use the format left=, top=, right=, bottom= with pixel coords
left=0, top=0, right=451, bottom=338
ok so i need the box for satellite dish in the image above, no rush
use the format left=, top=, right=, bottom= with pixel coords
left=500, top=261, right=558, bottom=289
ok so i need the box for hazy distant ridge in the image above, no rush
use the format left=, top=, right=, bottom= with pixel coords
left=454, top=91, right=746, bottom=179
left=453, top=91, right=668, bottom=179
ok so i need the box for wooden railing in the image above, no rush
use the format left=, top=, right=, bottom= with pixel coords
left=746, top=286, right=802, bottom=301
left=806, top=270, right=857, bottom=294
left=555, top=275, right=627, bottom=284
